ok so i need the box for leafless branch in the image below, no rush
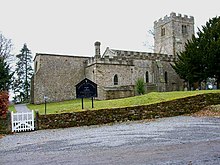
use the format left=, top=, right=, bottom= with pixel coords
left=0, top=33, right=13, bottom=60
left=148, top=29, right=155, bottom=37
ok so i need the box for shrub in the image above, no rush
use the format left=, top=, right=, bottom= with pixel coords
left=0, top=91, right=9, bottom=118
left=135, top=78, right=145, bottom=95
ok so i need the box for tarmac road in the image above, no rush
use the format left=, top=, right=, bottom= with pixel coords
left=0, top=116, right=220, bottom=165
left=14, top=104, right=31, bottom=113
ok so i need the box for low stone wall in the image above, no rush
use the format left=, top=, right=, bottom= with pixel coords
left=38, top=93, right=220, bottom=129
left=104, top=85, right=135, bottom=100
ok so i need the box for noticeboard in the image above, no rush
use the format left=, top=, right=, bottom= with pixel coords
left=76, top=78, right=98, bottom=98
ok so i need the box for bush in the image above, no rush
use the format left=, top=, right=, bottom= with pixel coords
left=136, top=78, right=145, bottom=95
left=0, top=91, right=9, bottom=118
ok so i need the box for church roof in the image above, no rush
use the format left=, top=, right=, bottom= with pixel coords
left=34, top=53, right=90, bottom=61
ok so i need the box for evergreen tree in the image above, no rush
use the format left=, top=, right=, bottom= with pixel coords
left=14, top=44, right=33, bottom=102
left=198, top=16, right=220, bottom=88
left=136, top=78, right=145, bottom=95
left=173, top=16, right=220, bottom=89
left=0, top=57, right=13, bottom=91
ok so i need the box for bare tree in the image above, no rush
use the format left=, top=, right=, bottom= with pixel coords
left=0, top=32, right=14, bottom=92
left=0, top=33, right=13, bottom=60
left=142, top=28, right=155, bottom=52
left=148, top=29, right=155, bottom=37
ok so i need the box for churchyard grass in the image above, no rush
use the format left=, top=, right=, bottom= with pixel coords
left=8, top=105, right=16, bottom=112
left=27, top=90, right=220, bottom=115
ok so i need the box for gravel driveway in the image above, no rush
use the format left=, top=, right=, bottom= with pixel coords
left=0, top=116, right=220, bottom=165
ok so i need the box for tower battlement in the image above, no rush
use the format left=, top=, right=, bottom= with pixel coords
left=154, top=12, right=194, bottom=27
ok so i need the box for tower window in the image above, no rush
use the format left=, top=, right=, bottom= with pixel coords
left=161, top=27, right=165, bottom=36
left=146, top=71, right=149, bottom=83
left=182, top=25, right=187, bottom=34
left=165, top=71, right=168, bottom=84
left=113, top=74, right=118, bottom=85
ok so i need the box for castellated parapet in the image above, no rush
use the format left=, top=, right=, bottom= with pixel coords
left=86, top=55, right=134, bottom=67
left=154, top=12, right=194, bottom=27
left=86, top=49, right=174, bottom=67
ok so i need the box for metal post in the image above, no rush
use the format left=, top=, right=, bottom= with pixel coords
left=92, top=97, right=94, bottom=108
left=44, top=96, right=48, bottom=115
left=35, top=111, right=39, bottom=130
left=82, top=98, right=84, bottom=109
left=45, top=99, right=47, bottom=115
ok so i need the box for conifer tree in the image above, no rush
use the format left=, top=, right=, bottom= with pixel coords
left=173, top=16, right=220, bottom=89
left=0, top=57, right=13, bottom=91
left=136, top=78, right=145, bottom=95
left=198, top=16, right=220, bottom=88
left=14, top=44, right=33, bottom=102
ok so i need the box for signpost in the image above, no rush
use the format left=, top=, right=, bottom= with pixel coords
left=44, top=95, right=48, bottom=115
left=76, top=78, right=98, bottom=109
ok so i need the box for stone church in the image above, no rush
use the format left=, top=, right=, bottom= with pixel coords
left=31, top=12, right=195, bottom=104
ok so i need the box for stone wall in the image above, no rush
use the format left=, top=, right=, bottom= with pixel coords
left=37, top=93, right=220, bottom=129
left=85, top=54, right=182, bottom=99
left=31, top=54, right=89, bottom=104
left=149, top=60, right=183, bottom=92
left=89, top=63, right=133, bottom=87
left=132, top=59, right=153, bottom=84
left=104, top=85, right=135, bottom=100
left=86, top=62, right=134, bottom=100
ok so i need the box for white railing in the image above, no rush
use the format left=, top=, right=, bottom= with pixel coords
left=11, top=110, right=35, bottom=132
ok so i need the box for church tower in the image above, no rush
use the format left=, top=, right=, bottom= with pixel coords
left=154, top=12, right=194, bottom=57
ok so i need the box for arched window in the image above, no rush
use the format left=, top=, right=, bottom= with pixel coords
left=165, top=71, right=168, bottom=84
left=146, top=71, right=149, bottom=83
left=114, top=74, right=118, bottom=85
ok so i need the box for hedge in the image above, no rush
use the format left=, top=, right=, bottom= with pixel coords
left=0, top=91, right=9, bottom=119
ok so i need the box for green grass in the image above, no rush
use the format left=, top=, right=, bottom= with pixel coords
left=9, top=105, right=16, bottom=112
left=27, top=90, right=220, bottom=115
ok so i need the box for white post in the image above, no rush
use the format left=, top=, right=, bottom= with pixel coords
left=11, top=111, right=14, bottom=132
left=32, top=110, right=34, bottom=130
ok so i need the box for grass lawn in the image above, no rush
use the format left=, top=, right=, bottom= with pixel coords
left=27, top=90, right=220, bottom=115
left=8, top=105, right=16, bottom=112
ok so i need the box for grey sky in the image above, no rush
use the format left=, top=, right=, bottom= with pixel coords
left=0, top=0, right=219, bottom=57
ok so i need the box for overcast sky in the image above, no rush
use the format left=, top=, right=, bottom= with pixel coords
left=0, top=0, right=219, bottom=57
